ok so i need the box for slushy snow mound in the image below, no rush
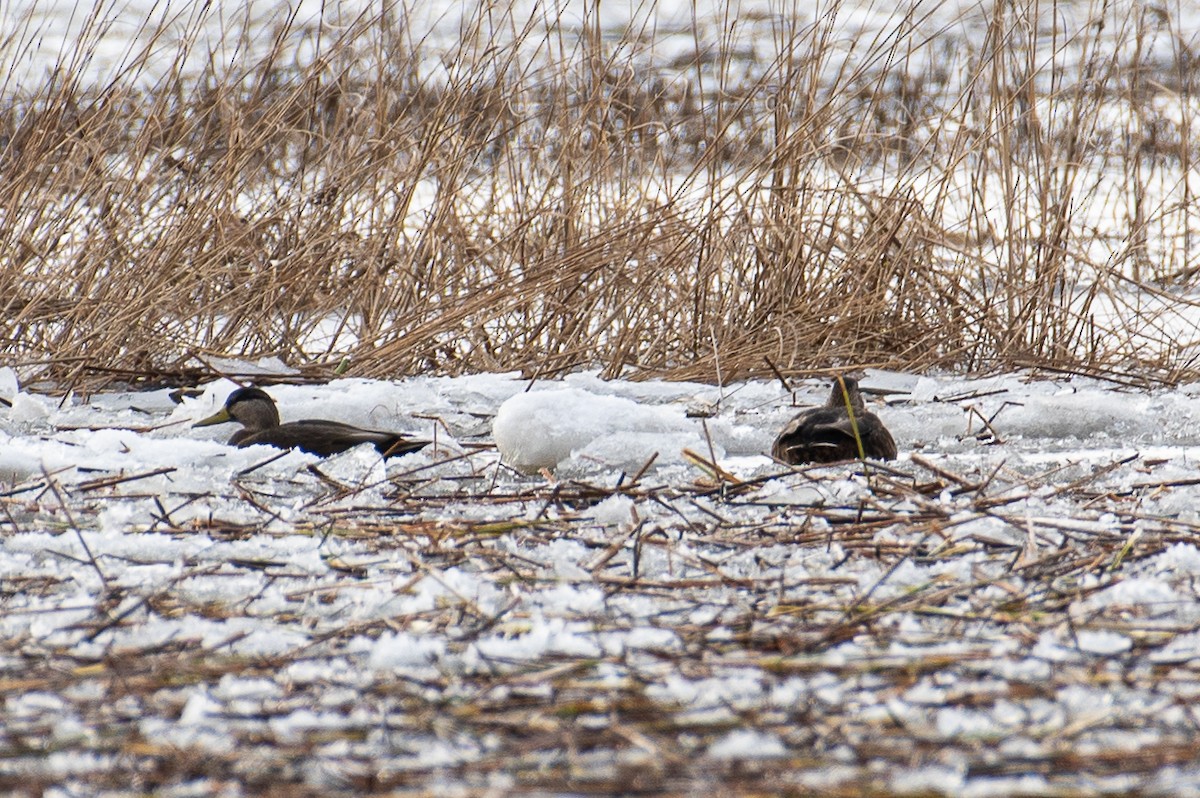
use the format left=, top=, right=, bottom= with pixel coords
left=493, top=387, right=723, bottom=472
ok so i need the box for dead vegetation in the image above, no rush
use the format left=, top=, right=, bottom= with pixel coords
left=2, top=0, right=1199, bottom=390
left=4, top=429, right=1200, bottom=796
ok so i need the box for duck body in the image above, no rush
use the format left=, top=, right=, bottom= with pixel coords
left=195, top=386, right=429, bottom=458
left=772, top=377, right=897, bottom=464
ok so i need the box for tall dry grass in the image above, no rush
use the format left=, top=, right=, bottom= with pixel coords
left=1, top=0, right=1199, bottom=389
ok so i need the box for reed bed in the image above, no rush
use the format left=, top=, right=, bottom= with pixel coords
left=2, top=0, right=1199, bottom=390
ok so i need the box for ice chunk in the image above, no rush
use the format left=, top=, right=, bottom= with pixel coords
left=493, top=388, right=704, bottom=471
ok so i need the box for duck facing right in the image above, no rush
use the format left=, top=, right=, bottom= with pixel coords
left=772, top=376, right=897, bottom=465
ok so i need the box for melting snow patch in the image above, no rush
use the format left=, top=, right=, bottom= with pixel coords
left=891, top=766, right=966, bottom=795
left=1081, top=577, right=1181, bottom=612
left=1151, top=542, right=1200, bottom=575
left=366, top=631, right=447, bottom=669
left=936, top=707, right=1001, bottom=739
left=269, top=708, right=359, bottom=744
left=533, top=583, right=606, bottom=614
left=0, top=366, right=18, bottom=400
left=999, top=391, right=1153, bottom=440
left=648, top=671, right=765, bottom=710
left=706, top=729, right=786, bottom=760
left=599, top=626, right=681, bottom=655
left=591, top=493, right=637, bottom=527
left=179, top=689, right=222, bottom=725
left=492, top=387, right=710, bottom=471
left=1073, top=629, right=1132, bottom=655
left=960, top=775, right=1054, bottom=797
left=8, top=391, right=52, bottom=424
left=1150, top=631, right=1200, bottom=664
left=467, top=617, right=603, bottom=664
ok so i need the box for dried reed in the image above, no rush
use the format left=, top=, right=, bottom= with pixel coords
left=2, top=0, right=1198, bottom=388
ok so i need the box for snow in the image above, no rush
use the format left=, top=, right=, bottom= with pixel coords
left=364, top=631, right=445, bottom=669
left=8, top=364, right=1200, bottom=792
left=492, top=386, right=737, bottom=472
left=7, top=0, right=1200, bottom=785
left=707, top=729, right=787, bottom=760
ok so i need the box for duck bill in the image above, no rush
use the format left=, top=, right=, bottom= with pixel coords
left=193, top=407, right=233, bottom=428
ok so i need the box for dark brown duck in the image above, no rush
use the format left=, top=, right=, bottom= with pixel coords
left=771, top=376, right=897, bottom=464
left=194, top=386, right=429, bottom=458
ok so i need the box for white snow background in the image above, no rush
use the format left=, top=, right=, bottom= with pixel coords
left=5, top=365, right=1200, bottom=795
left=6, top=0, right=1200, bottom=793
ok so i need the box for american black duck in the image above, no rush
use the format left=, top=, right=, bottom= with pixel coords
left=771, top=376, right=897, bottom=464
left=194, top=386, right=429, bottom=458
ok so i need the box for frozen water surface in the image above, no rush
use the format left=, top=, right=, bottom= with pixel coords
left=4, top=367, right=1200, bottom=794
